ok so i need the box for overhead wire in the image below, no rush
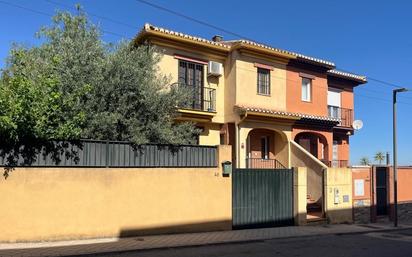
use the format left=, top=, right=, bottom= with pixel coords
left=134, top=0, right=412, bottom=93
left=45, top=0, right=139, bottom=30
left=2, top=0, right=411, bottom=104
left=0, top=0, right=128, bottom=38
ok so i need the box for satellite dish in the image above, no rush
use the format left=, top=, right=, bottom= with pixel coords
left=352, top=120, right=363, bottom=130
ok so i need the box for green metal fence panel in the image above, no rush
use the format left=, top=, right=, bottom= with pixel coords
left=0, top=140, right=217, bottom=168
left=232, top=168, right=294, bottom=229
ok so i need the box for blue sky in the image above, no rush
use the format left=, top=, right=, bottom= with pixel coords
left=1, top=0, right=411, bottom=165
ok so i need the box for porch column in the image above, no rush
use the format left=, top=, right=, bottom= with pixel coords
left=238, top=126, right=252, bottom=169
left=294, top=167, right=307, bottom=225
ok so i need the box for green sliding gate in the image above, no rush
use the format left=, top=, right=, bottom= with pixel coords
left=232, top=168, right=294, bottom=229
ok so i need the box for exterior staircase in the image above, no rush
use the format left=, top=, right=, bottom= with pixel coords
left=290, top=141, right=329, bottom=226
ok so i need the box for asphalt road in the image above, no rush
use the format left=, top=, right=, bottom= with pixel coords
left=86, top=229, right=412, bottom=257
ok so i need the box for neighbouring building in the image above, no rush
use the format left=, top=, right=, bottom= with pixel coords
left=135, top=24, right=366, bottom=221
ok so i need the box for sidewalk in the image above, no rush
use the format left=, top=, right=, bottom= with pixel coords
left=1, top=223, right=411, bottom=257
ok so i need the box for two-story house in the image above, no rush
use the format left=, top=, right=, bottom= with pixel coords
left=135, top=24, right=366, bottom=171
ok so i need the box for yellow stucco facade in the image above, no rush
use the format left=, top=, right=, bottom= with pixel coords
left=234, top=55, right=287, bottom=112
left=135, top=24, right=366, bottom=170
left=150, top=40, right=294, bottom=168
left=324, top=168, right=353, bottom=224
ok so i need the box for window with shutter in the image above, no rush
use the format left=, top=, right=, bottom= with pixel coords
left=178, top=60, right=204, bottom=110
left=257, top=68, right=270, bottom=95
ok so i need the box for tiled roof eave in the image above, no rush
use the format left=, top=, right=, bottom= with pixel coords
left=236, top=105, right=340, bottom=123
left=136, top=24, right=336, bottom=68
left=228, top=40, right=335, bottom=67
left=328, top=69, right=367, bottom=83
left=136, top=23, right=231, bottom=51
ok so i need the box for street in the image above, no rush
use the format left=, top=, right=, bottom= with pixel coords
left=88, top=229, right=412, bottom=257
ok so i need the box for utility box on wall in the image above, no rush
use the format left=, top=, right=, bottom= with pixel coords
left=222, top=161, right=232, bottom=175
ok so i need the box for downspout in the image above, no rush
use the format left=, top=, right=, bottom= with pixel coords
left=237, top=112, right=248, bottom=168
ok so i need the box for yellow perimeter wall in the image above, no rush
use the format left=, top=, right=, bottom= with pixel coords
left=0, top=146, right=232, bottom=242
left=325, top=168, right=353, bottom=224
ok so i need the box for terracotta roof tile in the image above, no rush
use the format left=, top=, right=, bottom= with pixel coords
left=235, top=105, right=341, bottom=123
left=327, top=69, right=367, bottom=83
left=140, top=23, right=230, bottom=49
left=138, top=24, right=335, bottom=67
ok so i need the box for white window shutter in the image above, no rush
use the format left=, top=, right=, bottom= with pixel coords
left=328, top=88, right=341, bottom=107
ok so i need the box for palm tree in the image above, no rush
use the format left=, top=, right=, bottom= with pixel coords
left=374, top=152, right=386, bottom=165
left=360, top=157, right=370, bottom=166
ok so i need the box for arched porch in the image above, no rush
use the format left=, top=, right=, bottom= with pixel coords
left=245, top=128, right=289, bottom=169
left=294, top=131, right=331, bottom=220
left=294, top=132, right=330, bottom=165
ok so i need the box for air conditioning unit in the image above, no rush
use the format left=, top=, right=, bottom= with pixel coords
left=208, top=61, right=223, bottom=77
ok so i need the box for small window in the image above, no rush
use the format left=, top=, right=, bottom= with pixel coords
left=261, top=136, right=269, bottom=159
left=257, top=68, right=270, bottom=95
left=301, top=77, right=312, bottom=102
left=220, top=133, right=225, bottom=145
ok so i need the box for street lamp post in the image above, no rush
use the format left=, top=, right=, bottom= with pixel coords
left=393, top=88, right=408, bottom=227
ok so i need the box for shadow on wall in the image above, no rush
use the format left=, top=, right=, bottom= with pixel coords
left=352, top=166, right=412, bottom=224
left=119, top=220, right=231, bottom=238
left=119, top=218, right=293, bottom=238
left=353, top=201, right=412, bottom=224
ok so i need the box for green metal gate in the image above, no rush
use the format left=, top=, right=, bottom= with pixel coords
left=232, top=168, right=294, bottom=229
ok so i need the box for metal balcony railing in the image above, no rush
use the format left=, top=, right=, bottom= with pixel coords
left=328, top=106, right=353, bottom=127
left=175, top=83, right=216, bottom=112
left=246, top=158, right=286, bottom=169
left=329, top=160, right=349, bottom=168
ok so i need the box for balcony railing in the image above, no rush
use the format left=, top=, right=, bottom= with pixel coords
left=321, top=159, right=349, bottom=168
left=329, top=160, right=349, bottom=168
left=175, top=83, right=216, bottom=113
left=328, top=106, right=353, bottom=127
left=246, top=158, right=286, bottom=169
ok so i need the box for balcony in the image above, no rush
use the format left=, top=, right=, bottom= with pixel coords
left=176, top=83, right=216, bottom=113
left=329, top=160, right=349, bottom=168
left=328, top=106, right=353, bottom=128
left=246, top=158, right=286, bottom=169
left=173, top=83, right=216, bottom=123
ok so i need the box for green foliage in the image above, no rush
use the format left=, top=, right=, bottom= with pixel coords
left=359, top=157, right=370, bottom=166
left=374, top=151, right=386, bottom=165
left=0, top=7, right=198, bottom=177
left=83, top=42, right=198, bottom=145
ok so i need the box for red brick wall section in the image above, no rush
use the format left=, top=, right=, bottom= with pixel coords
left=286, top=66, right=328, bottom=117
left=352, top=166, right=412, bottom=224
left=335, top=133, right=350, bottom=164
left=352, top=168, right=372, bottom=223
left=292, top=126, right=333, bottom=162
left=248, top=129, right=275, bottom=159
left=387, top=167, right=412, bottom=222
left=398, top=167, right=412, bottom=201
left=352, top=168, right=372, bottom=201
